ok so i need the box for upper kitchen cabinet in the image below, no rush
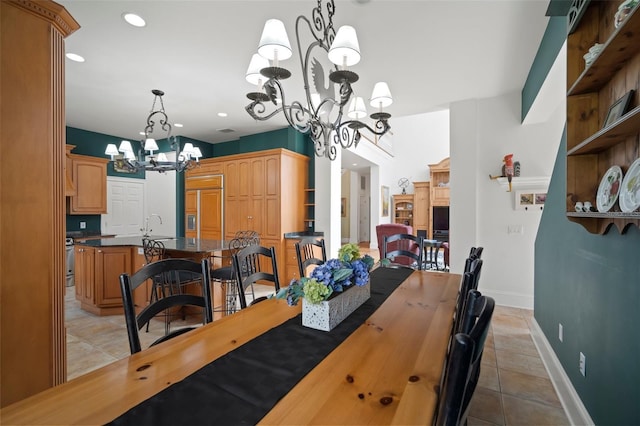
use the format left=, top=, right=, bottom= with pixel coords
left=566, top=1, right=640, bottom=234
left=67, top=151, right=108, bottom=214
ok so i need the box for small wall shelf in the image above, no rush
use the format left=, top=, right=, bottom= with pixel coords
left=495, top=176, right=550, bottom=191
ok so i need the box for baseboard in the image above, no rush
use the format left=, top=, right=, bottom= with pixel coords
left=529, top=318, right=594, bottom=426
left=481, top=289, right=533, bottom=309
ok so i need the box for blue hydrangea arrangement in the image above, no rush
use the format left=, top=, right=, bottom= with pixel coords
left=278, top=243, right=375, bottom=305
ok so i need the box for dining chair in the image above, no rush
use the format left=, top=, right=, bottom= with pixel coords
left=119, top=258, right=213, bottom=354
left=469, top=246, right=484, bottom=260
left=382, top=233, right=424, bottom=270
left=434, top=333, right=475, bottom=426
left=142, top=238, right=200, bottom=332
left=232, top=245, right=281, bottom=309
left=437, top=290, right=494, bottom=426
left=458, top=289, right=495, bottom=419
left=295, top=237, right=327, bottom=278
left=210, top=231, right=260, bottom=315
left=464, top=257, right=483, bottom=292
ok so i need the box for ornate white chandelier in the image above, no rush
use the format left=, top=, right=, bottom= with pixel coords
left=244, top=0, right=393, bottom=161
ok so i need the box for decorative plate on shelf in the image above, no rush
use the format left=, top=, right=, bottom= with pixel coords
left=619, top=158, right=640, bottom=213
left=596, top=165, right=623, bottom=212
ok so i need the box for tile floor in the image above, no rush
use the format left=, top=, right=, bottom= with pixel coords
left=64, top=244, right=570, bottom=424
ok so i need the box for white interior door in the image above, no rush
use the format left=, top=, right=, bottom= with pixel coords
left=102, top=177, right=145, bottom=236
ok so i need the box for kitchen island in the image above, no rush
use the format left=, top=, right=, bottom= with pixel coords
left=74, top=237, right=231, bottom=316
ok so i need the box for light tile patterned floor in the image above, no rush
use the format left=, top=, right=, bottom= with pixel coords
left=65, top=244, right=569, bottom=424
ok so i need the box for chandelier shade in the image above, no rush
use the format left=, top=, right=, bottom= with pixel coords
left=370, top=82, right=393, bottom=108
left=347, top=96, right=367, bottom=119
left=244, top=0, right=392, bottom=161
left=258, top=19, right=292, bottom=62
left=246, top=53, right=270, bottom=86
left=328, top=25, right=361, bottom=67
left=105, top=143, right=119, bottom=160
left=104, top=89, right=200, bottom=173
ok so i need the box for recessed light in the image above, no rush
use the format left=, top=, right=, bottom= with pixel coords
left=217, top=112, right=228, bottom=117
left=352, top=163, right=358, bottom=166
left=65, top=53, right=85, bottom=62
left=123, top=12, right=146, bottom=27
left=174, top=123, right=184, bottom=128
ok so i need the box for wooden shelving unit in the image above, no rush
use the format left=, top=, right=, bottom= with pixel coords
left=566, top=1, right=640, bottom=234
left=393, top=194, right=414, bottom=228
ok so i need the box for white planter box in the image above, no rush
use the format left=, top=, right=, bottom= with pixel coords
left=302, top=281, right=370, bottom=331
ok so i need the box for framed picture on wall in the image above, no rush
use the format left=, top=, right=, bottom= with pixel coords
left=381, top=186, right=390, bottom=217
left=515, top=190, right=546, bottom=211
left=341, top=197, right=347, bottom=217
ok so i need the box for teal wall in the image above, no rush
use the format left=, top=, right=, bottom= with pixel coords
left=66, top=126, right=314, bottom=235
left=521, top=15, right=566, bottom=121
left=530, top=8, right=640, bottom=423
left=535, top=131, right=640, bottom=424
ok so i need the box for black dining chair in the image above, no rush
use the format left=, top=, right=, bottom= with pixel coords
left=437, top=290, right=494, bottom=426
left=382, top=233, right=424, bottom=270
left=435, top=333, right=475, bottom=426
left=142, top=238, right=200, bottom=332
left=295, top=237, right=327, bottom=278
left=209, top=231, right=260, bottom=315
left=469, top=246, right=484, bottom=260
left=119, top=258, right=213, bottom=354
left=232, top=245, right=281, bottom=309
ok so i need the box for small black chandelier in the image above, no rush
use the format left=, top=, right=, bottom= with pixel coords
left=244, top=0, right=392, bottom=161
left=105, top=89, right=201, bottom=173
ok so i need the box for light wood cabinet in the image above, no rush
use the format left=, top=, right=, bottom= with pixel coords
left=68, top=154, right=108, bottom=214
left=429, top=157, right=450, bottom=207
left=412, top=182, right=430, bottom=237
left=74, top=245, right=95, bottom=307
left=393, top=194, right=414, bottom=229
left=186, top=149, right=309, bottom=281
left=75, top=245, right=132, bottom=315
left=428, top=157, right=450, bottom=239
left=566, top=2, right=640, bottom=234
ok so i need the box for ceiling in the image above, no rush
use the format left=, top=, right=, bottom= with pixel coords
left=59, top=0, right=550, bottom=168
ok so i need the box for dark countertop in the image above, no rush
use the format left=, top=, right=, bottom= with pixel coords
left=283, top=231, right=324, bottom=239
left=75, top=236, right=230, bottom=253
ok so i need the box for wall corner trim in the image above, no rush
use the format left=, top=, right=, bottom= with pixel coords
left=529, top=318, right=595, bottom=426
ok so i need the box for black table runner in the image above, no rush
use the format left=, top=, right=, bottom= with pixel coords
left=109, top=267, right=413, bottom=426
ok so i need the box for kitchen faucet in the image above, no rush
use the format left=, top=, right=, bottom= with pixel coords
left=141, top=214, right=162, bottom=237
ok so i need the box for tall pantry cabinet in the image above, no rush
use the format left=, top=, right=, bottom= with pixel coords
left=186, top=149, right=309, bottom=279
left=1, top=0, right=79, bottom=406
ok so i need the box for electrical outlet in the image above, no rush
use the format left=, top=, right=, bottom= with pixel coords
left=579, top=352, right=586, bottom=376
left=80, top=221, right=86, bottom=229
left=558, top=323, right=563, bottom=342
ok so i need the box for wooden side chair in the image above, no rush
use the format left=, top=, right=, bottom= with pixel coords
left=209, top=231, right=260, bottom=315
left=295, top=237, right=327, bottom=278
left=119, top=258, right=213, bottom=354
left=232, top=245, right=281, bottom=309
left=382, top=233, right=424, bottom=270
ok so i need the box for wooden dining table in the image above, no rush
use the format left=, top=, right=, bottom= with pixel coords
left=1, top=268, right=461, bottom=425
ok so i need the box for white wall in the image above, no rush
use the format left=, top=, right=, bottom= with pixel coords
left=389, top=110, right=451, bottom=189
left=449, top=90, right=565, bottom=308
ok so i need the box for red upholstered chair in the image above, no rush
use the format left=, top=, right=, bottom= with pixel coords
left=375, top=223, right=413, bottom=263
